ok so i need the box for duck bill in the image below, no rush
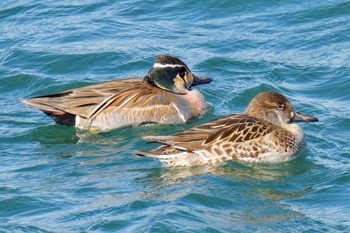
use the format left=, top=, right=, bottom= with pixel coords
left=192, top=75, right=212, bottom=87
left=291, top=111, right=318, bottom=122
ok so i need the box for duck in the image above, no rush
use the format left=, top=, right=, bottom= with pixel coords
left=136, top=91, right=318, bottom=167
left=22, top=55, right=212, bottom=131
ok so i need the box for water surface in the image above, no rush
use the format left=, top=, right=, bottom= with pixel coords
left=1, top=0, right=349, bottom=232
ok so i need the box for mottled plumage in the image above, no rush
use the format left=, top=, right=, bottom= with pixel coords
left=22, top=55, right=212, bottom=131
left=136, top=92, right=318, bottom=166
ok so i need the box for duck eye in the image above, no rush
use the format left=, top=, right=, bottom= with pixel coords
left=277, top=104, right=285, bottom=110
left=178, top=71, right=186, bottom=78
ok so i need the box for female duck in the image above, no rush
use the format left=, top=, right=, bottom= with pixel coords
left=137, top=92, right=318, bottom=166
left=22, top=55, right=212, bottom=131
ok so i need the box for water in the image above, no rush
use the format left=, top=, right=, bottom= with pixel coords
left=1, top=0, right=349, bottom=232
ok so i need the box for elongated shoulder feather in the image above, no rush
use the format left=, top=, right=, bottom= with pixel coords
left=23, top=78, right=172, bottom=120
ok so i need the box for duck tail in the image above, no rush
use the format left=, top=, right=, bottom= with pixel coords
left=142, top=135, right=175, bottom=146
left=135, top=146, right=205, bottom=167
left=21, top=98, right=76, bottom=127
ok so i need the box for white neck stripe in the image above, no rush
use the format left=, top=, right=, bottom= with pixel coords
left=153, top=63, right=185, bottom=68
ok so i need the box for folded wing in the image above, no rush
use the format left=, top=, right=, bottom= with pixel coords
left=142, top=115, right=273, bottom=152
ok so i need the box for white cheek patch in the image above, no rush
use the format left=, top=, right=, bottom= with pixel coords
left=153, top=63, right=185, bottom=68
left=184, top=72, right=194, bottom=89
left=173, top=75, right=187, bottom=94
left=291, top=111, right=294, bottom=118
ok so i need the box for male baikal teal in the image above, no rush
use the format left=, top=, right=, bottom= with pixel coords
left=22, top=55, right=212, bottom=132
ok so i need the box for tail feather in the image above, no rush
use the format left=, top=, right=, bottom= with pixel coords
left=135, top=145, right=184, bottom=157
left=142, top=135, right=174, bottom=145
left=134, top=150, right=155, bottom=157
left=135, top=146, right=208, bottom=167
left=21, top=98, right=65, bottom=114
left=135, top=149, right=191, bottom=167
left=21, top=98, right=76, bottom=127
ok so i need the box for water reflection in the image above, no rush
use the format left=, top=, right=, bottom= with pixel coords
left=135, top=154, right=314, bottom=204
left=142, top=154, right=313, bottom=184
left=130, top=156, right=314, bottom=227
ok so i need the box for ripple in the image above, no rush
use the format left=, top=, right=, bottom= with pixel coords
left=1, top=0, right=349, bottom=232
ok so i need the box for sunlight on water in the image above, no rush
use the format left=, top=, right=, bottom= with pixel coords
left=0, top=0, right=349, bottom=232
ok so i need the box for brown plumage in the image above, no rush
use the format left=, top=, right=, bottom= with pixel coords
left=136, top=91, right=318, bottom=167
left=22, top=55, right=212, bottom=131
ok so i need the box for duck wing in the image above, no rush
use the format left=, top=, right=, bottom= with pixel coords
left=22, top=78, right=171, bottom=119
left=143, top=115, right=273, bottom=151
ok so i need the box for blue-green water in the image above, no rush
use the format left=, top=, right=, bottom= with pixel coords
left=1, top=0, right=349, bottom=232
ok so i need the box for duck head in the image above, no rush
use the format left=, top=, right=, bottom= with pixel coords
left=244, top=91, right=318, bottom=125
left=144, top=55, right=212, bottom=94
